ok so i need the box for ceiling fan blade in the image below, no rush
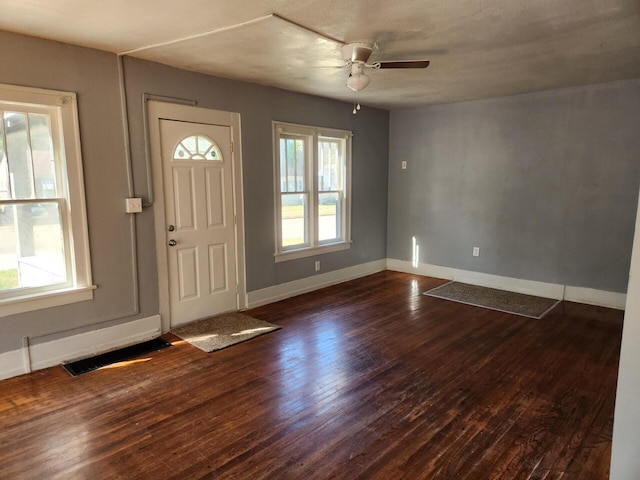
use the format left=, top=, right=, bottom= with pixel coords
left=376, top=60, right=430, bottom=69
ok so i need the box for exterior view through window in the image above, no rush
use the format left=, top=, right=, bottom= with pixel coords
left=0, top=84, right=92, bottom=315
left=0, top=111, right=65, bottom=290
left=274, top=121, right=351, bottom=262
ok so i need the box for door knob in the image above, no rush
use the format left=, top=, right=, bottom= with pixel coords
left=168, top=239, right=177, bottom=247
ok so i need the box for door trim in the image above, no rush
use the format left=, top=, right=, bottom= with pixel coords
left=147, top=101, right=247, bottom=332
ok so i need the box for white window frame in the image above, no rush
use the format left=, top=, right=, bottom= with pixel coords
left=273, top=121, right=352, bottom=262
left=0, top=83, right=94, bottom=317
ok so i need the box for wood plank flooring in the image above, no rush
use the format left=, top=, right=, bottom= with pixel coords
left=0, top=271, right=623, bottom=479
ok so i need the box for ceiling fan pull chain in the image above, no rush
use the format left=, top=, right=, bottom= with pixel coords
left=352, top=92, right=362, bottom=115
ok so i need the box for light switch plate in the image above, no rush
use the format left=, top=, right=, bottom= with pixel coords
left=125, top=198, right=143, bottom=213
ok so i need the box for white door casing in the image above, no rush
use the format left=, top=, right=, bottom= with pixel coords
left=147, top=101, right=247, bottom=331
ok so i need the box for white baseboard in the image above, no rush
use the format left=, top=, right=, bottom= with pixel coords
left=247, top=259, right=387, bottom=309
left=387, top=258, right=626, bottom=310
left=0, top=315, right=162, bottom=381
left=564, top=286, right=627, bottom=310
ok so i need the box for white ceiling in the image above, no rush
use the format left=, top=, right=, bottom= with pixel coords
left=1, top=0, right=639, bottom=110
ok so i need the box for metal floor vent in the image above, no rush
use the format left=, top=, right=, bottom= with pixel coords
left=61, top=338, right=171, bottom=376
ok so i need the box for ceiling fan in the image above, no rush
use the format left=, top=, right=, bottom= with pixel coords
left=342, top=42, right=430, bottom=92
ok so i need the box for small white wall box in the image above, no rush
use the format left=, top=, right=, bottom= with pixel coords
left=125, top=198, right=143, bottom=213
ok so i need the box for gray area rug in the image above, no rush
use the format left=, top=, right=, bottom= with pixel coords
left=423, top=281, right=560, bottom=319
left=171, top=312, right=281, bottom=352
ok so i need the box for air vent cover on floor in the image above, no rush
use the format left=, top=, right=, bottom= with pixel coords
left=61, top=338, right=171, bottom=376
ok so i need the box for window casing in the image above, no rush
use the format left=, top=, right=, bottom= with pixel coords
left=0, top=84, right=93, bottom=317
left=274, top=122, right=352, bottom=262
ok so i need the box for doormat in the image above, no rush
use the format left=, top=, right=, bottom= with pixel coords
left=423, top=281, right=560, bottom=319
left=170, top=312, right=281, bottom=353
left=61, top=337, right=171, bottom=376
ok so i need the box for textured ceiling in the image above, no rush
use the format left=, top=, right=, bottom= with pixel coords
left=1, top=0, right=639, bottom=109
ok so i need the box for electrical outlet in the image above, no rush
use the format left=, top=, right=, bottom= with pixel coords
left=473, top=247, right=480, bottom=257
left=401, top=161, right=407, bottom=170
left=315, top=260, right=320, bottom=272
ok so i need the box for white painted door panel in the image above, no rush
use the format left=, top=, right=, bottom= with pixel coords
left=160, top=119, right=237, bottom=326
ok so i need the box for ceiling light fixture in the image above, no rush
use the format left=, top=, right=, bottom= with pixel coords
left=346, top=63, right=370, bottom=92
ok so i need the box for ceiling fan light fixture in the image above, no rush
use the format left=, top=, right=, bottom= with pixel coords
left=347, top=62, right=370, bottom=91
left=347, top=72, right=370, bottom=91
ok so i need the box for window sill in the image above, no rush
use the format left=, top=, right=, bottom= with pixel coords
left=274, top=241, right=351, bottom=263
left=0, top=285, right=96, bottom=318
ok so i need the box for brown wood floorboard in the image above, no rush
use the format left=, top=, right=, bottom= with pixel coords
left=0, top=271, right=623, bottom=479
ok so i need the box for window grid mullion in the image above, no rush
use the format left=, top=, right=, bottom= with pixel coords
left=57, top=197, right=73, bottom=285
left=0, top=109, right=15, bottom=199
left=45, top=113, right=72, bottom=279
left=25, top=113, right=37, bottom=199
left=310, top=133, right=318, bottom=248
left=287, top=138, right=293, bottom=192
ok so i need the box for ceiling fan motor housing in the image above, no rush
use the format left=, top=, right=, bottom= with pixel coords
left=342, top=42, right=373, bottom=65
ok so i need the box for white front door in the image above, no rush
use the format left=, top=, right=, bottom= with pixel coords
left=159, top=119, right=237, bottom=326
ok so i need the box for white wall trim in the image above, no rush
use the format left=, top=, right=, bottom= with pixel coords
left=387, top=258, right=626, bottom=310
left=564, top=286, right=627, bottom=310
left=0, top=315, right=161, bottom=381
left=247, top=259, right=387, bottom=308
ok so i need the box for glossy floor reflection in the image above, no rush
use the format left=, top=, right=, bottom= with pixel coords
left=0, top=271, right=623, bottom=479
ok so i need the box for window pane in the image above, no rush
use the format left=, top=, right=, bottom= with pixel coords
left=197, top=136, right=212, bottom=155
left=281, top=137, right=305, bottom=193
left=5, top=112, right=35, bottom=200
left=279, top=139, right=288, bottom=192
left=318, top=192, right=340, bottom=242
left=174, top=135, right=222, bottom=161
left=175, top=143, right=189, bottom=160
left=182, top=135, right=197, bottom=154
left=295, top=139, right=304, bottom=191
left=29, top=113, right=58, bottom=198
left=286, top=139, right=296, bottom=191
left=318, top=139, right=342, bottom=192
left=281, top=193, right=307, bottom=247
left=0, top=201, right=66, bottom=291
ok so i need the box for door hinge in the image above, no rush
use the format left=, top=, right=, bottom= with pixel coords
left=234, top=214, right=237, bottom=226
left=230, top=141, right=234, bottom=153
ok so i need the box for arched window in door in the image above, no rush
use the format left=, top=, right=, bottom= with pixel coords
left=173, top=134, right=222, bottom=161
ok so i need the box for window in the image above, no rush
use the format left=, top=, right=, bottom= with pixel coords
left=0, top=84, right=93, bottom=316
left=174, top=134, right=222, bottom=161
left=274, top=121, right=352, bottom=262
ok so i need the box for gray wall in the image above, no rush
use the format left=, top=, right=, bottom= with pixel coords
left=387, top=80, right=640, bottom=293
left=0, top=30, right=389, bottom=354
left=121, top=56, right=389, bottom=294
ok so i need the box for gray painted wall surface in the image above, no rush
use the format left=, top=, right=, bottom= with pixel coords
left=121, top=56, right=390, bottom=294
left=387, top=80, right=640, bottom=293
left=0, top=31, right=389, bottom=354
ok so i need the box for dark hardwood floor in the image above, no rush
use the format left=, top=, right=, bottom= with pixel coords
left=0, top=271, right=623, bottom=479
